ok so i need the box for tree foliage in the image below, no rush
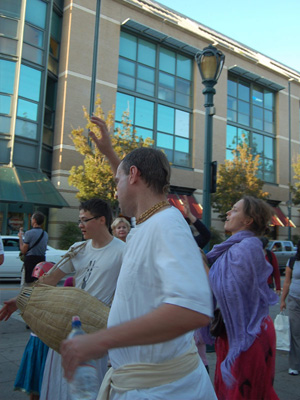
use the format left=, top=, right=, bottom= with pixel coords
left=212, top=140, right=269, bottom=220
left=291, top=155, right=300, bottom=205
left=68, top=95, right=153, bottom=210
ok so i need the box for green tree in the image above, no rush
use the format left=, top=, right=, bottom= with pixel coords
left=68, top=95, right=153, bottom=210
left=212, top=140, right=269, bottom=220
left=291, top=155, right=300, bottom=205
left=58, top=222, right=82, bottom=249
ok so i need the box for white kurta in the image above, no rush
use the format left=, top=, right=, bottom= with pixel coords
left=40, top=238, right=125, bottom=400
left=107, top=207, right=216, bottom=399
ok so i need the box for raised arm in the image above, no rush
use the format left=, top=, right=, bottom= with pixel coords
left=61, top=303, right=210, bottom=381
left=182, top=195, right=211, bottom=249
left=89, top=116, right=121, bottom=176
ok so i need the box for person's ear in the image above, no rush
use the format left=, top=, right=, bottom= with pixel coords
left=98, top=216, right=106, bottom=225
left=129, top=166, right=140, bottom=183
left=244, top=217, right=253, bottom=228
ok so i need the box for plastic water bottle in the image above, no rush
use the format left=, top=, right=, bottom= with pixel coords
left=68, top=316, right=100, bottom=400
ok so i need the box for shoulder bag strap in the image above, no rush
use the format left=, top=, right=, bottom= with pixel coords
left=27, top=230, right=45, bottom=252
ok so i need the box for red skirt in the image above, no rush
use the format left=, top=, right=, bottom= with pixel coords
left=214, top=316, right=279, bottom=400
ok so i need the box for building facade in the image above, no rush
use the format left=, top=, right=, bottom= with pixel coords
left=1, top=0, right=300, bottom=245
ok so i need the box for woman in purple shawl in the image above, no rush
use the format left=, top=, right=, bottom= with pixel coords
left=207, top=196, right=279, bottom=400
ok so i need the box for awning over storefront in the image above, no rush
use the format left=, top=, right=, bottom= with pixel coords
left=0, top=166, right=69, bottom=208
left=271, top=207, right=296, bottom=228
left=168, top=194, right=202, bottom=219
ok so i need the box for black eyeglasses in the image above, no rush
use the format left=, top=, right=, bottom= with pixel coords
left=77, top=216, right=100, bottom=225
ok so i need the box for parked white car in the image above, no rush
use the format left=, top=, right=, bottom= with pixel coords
left=0, top=236, right=66, bottom=280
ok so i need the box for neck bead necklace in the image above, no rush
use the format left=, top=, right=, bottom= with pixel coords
left=136, top=200, right=170, bottom=225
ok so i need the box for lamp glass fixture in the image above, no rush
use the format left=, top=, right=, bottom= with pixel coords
left=196, top=45, right=225, bottom=83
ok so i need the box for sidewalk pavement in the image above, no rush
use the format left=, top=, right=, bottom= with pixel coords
left=0, top=308, right=299, bottom=400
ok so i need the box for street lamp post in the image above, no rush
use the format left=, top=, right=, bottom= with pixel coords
left=195, top=45, right=225, bottom=232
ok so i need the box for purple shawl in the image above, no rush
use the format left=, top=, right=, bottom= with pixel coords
left=207, top=230, right=278, bottom=386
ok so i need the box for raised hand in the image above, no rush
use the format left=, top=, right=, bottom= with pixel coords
left=89, top=116, right=121, bottom=175
left=182, top=195, right=196, bottom=223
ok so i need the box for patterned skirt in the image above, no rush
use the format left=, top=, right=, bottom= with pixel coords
left=214, top=316, right=279, bottom=400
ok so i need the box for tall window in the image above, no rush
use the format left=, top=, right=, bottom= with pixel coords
left=22, top=0, right=47, bottom=65
left=16, top=65, right=42, bottom=140
left=227, top=76, right=276, bottom=183
left=116, top=31, right=193, bottom=168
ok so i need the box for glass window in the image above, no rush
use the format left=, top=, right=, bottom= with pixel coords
left=119, top=58, right=135, bottom=77
left=175, top=110, right=189, bottom=138
left=264, top=136, right=273, bottom=158
left=135, top=127, right=153, bottom=141
left=157, top=105, right=174, bottom=134
left=0, top=37, right=17, bottom=55
left=177, top=55, right=192, bottom=80
left=49, top=37, right=59, bottom=59
left=51, top=11, right=62, bottom=42
left=0, top=59, right=16, bottom=94
left=18, top=65, right=41, bottom=102
left=227, top=76, right=276, bottom=183
left=22, top=43, right=43, bottom=64
left=117, top=31, right=193, bottom=167
left=45, top=77, right=57, bottom=109
left=115, top=92, right=134, bottom=122
left=252, top=87, right=263, bottom=106
left=227, top=79, right=237, bottom=96
left=226, top=125, right=237, bottom=150
left=118, top=74, right=135, bottom=91
left=15, top=118, right=37, bottom=139
left=24, top=24, right=44, bottom=47
left=0, top=115, right=11, bottom=133
left=238, top=82, right=249, bottom=101
left=264, top=91, right=273, bottom=110
left=158, top=72, right=175, bottom=102
left=175, top=136, right=189, bottom=152
left=25, top=0, right=47, bottom=29
left=137, top=65, right=154, bottom=83
left=0, top=16, right=18, bottom=37
left=119, top=32, right=137, bottom=60
left=0, top=95, right=11, bottom=115
left=227, top=96, right=237, bottom=111
left=159, top=47, right=175, bottom=75
left=157, top=132, right=173, bottom=149
left=252, top=105, right=263, bottom=130
left=252, top=132, right=263, bottom=156
left=17, top=99, right=38, bottom=121
left=137, top=39, right=156, bottom=67
left=0, top=0, right=21, bottom=18
left=135, top=98, right=154, bottom=129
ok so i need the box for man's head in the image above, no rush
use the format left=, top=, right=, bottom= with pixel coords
left=31, top=211, right=45, bottom=227
left=79, top=199, right=112, bottom=234
left=121, top=148, right=170, bottom=195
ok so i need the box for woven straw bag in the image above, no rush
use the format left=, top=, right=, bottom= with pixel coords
left=17, top=285, right=110, bottom=353
left=16, top=241, right=110, bottom=353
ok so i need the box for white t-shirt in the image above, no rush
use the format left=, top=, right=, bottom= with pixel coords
left=60, top=237, right=125, bottom=305
left=40, top=237, right=125, bottom=400
left=107, top=207, right=215, bottom=399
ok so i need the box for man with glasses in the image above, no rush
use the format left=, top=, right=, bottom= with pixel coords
left=1, top=198, right=125, bottom=400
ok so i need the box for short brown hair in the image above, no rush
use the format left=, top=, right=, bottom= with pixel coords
left=121, top=148, right=170, bottom=195
left=32, top=211, right=45, bottom=226
left=242, top=196, right=273, bottom=236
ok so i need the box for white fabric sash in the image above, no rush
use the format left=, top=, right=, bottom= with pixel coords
left=97, top=341, right=200, bottom=400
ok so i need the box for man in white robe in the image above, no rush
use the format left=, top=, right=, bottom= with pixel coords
left=61, top=117, right=216, bottom=400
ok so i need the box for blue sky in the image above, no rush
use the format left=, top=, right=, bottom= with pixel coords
left=156, top=0, right=300, bottom=72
